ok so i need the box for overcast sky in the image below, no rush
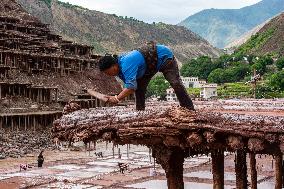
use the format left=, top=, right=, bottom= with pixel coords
left=60, top=0, right=262, bottom=24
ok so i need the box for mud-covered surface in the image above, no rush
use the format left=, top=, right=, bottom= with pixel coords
left=52, top=100, right=284, bottom=155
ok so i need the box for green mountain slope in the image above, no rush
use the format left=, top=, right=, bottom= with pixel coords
left=179, top=0, right=284, bottom=48
left=17, top=0, right=220, bottom=62
left=236, top=13, right=284, bottom=57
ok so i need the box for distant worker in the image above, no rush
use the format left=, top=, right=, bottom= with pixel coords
left=98, top=41, right=194, bottom=111
left=37, top=150, right=44, bottom=168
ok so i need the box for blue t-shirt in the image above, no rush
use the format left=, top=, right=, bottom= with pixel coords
left=118, top=44, right=173, bottom=90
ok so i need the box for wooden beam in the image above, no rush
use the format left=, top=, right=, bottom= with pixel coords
left=228, top=136, right=244, bottom=151
left=248, top=138, right=265, bottom=152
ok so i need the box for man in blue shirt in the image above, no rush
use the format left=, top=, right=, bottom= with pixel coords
left=98, top=41, right=194, bottom=111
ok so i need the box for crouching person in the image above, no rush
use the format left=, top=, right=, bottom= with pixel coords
left=98, top=41, right=194, bottom=111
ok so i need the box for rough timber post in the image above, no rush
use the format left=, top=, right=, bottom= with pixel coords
left=212, top=150, right=224, bottom=189
left=275, top=153, right=283, bottom=189
left=282, top=155, right=284, bottom=188
left=0, top=117, right=2, bottom=129
left=249, top=153, right=257, bottom=189
left=152, top=146, right=185, bottom=189
left=235, top=150, right=248, bottom=189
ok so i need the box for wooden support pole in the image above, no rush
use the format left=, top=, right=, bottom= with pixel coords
left=282, top=155, right=284, bottom=188
left=27, top=115, right=29, bottom=130
left=275, top=153, right=283, bottom=189
left=249, top=153, right=257, bottom=189
left=24, top=116, right=27, bottom=131
left=11, top=117, right=14, bottom=131
left=33, top=115, right=36, bottom=131
left=235, top=150, right=248, bottom=189
left=0, top=117, right=2, bottom=129
left=152, top=146, right=185, bottom=189
left=212, top=150, right=224, bottom=189
left=55, top=89, right=58, bottom=102
left=18, top=116, right=20, bottom=131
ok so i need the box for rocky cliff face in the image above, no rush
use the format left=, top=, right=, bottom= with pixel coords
left=17, top=0, right=220, bottom=62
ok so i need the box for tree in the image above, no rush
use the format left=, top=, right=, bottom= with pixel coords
left=208, top=68, right=226, bottom=84
left=257, top=56, right=273, bottom=66
left=269, top=70, right=284, bottom=91
left=276, top=57, right=284, bottom=71
left=251, top=62, right=266, bottom=75
left=208, top=63, right=250, bottom=84
left=146, top=75, right=170, bottom=99
left=180, top=56, right=223, bottom=80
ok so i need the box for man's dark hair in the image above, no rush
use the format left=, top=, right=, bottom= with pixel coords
left=99, top=54, right=118, bottom=71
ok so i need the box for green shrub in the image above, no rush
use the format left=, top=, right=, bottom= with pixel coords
left=276, top=57, right=284, bottom=71
left=269, top=70, right=284, bottom=90
left=180, top=56, right=223, bottom=80
left=208, top=64, right=250, bottom=84
left=146, top=75, right=170, bottom=100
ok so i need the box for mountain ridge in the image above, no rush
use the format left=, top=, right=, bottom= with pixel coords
left=179, top=0, right=284, bottom=48
left=16, top=0, right=221, bottom=63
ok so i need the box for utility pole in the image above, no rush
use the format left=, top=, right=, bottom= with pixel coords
left=247, top=69, right=260, bottom=99
left=253, top=69, right=257, bottom=99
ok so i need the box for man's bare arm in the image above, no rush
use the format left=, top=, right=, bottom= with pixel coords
left=117, top=88, right=135, bottom=101
left=106, top=88, right=135, bottom=104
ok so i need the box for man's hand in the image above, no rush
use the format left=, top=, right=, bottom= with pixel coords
left=105, top=96, right=119, bottom=104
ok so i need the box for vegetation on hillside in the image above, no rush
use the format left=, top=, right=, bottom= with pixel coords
left=57, top=1, right=88, bottom=10
left=276, top=57, right=284, bottom=70
left=270, top=70, right=284, bottom=90
left=181, top=54, right=275, bottom=83
left=40, top=0, right=87, bottom=10
left=180, top=52, right=284, bottom=99
left=235, top=27, right=276, bottom=57
left=41, top=0, right=51, bottom=8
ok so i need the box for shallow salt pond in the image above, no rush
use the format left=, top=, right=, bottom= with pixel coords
left=83, top=167, right=115, bottom=173
left=37, top=182, right=98, bottom=189
left=49, top=164, right=86, bottom=171
left=184, top=171, right=265, bottom=181
left=86, top=161, right=118, bottom=167
left=127, top=180, right=234, bottom=189
left=55, top=170, right=101, bottom=178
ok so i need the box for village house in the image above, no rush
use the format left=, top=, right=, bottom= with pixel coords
left=200, top=84, right=218, bottom=99
left=181, top=77, right=206, bottom=88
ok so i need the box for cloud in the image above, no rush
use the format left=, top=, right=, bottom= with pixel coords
left=59, top=0, right=262, bottom=24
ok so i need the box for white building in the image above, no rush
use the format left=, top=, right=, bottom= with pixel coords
left=181, top=77, right=204, bottom=88
left=200, top=84, right=218, bottom=99
left=166, top=88, right=177, bottom=102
